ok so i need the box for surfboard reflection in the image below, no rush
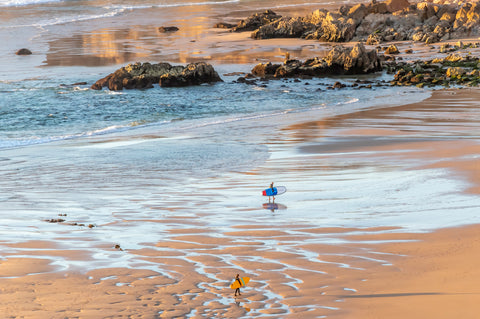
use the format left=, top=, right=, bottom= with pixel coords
left=262, top=202, right=287, bottom=212
left=235, top=300, right=251, bottom=312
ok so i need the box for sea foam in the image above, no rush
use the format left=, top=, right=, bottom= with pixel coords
left=0, top=0, right=63, bottom=7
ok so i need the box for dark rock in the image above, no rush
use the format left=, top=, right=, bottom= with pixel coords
left=159, top=62, right=223, bottom=87
left=252, top=17, right=315, bottom=39
left=387, top=53, right=480, bottom=88
left=16, top=48, right=32, bottom=55
left=238, top=1, right=480, bottom=45
left=213, top=22, right=236, bottom=29
left=323, top=43, right=382, bottom=74
left=46, top=219, right=65, bottom=223
left=92, top=62, right=222, bottom=90
left=332, top=81, right=346, bottom=88
left=251, top=62, right=282, bottom=77
left=237, top=77, right=257, bottom=85
left=233, top=10, right=282, bottom=32
left=385, top=0, right=410, bottom=13
left=158, top=26, right=179, bottom=32
left=251, top=43, right=382, bottom=79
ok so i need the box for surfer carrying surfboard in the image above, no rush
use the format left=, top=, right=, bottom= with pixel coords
left=234, top=274, right=242, bottom=296
left=269, top=182, right=275, bottom=203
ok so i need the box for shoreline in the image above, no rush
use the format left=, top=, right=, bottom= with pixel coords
left=3, top=1, right=480, bottom=317
left=1, top=87, right=480, bottom=317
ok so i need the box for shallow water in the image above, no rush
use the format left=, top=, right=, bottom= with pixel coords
left=2, top=0, right=480, bottom=317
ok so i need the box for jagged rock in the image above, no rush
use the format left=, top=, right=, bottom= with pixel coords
left=444, top=53, right=463, bottom=62
left=252, top=17, right=314, bottom=39
left=158, top=26, right=179, bottom=32
left=16, top=48, right=32, bottom=55
left=332, top=81, right=347, bottom=88
left=446, top=66, right=466, bottom=77
left=305, top=9, right=329, bottom=25
left=385, top=44, right=400, bottom=54
left=366, top=32, right=383, bottom=44
left=91, top=62, right=222, bottom=90
left=416, top=2, right=440, bottom=21
left=240, top=0, right=480, bottom=45
left=233, top=10, right=282, bottom=32
left=251, top=43, right=382, bottom=79
left=159, top=62, right=223, bottom=87
left=307, top=13, right=358, bottom=41
left=348, top=4, right=369, bottom=21
left=251, top=62, right=282, bottom=77
left=385, top=0, right=410, bottom=13
left=324, top=43, right=383, bottom=74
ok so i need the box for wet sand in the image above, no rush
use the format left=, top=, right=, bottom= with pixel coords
left=284, top=88, right=480, bottom=318
left=4, top=2, right=480, bottom=318
left=1, top=88, right=480, bottom=317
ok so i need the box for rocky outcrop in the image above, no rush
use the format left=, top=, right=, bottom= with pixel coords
left=251, top=43, right=382, bottom=78
left=231, top=1, right=480, bottom=44
left=232, top=10, right=282, bottom=32
left=159, top=62, right=223, bottom=87
left=252, top=17, right=315, bottom=39
left=302, top=11, right=358, bottom=42
left=91, top=62, right=222, bottom=90
left=387, top=53, right=480, bottom=87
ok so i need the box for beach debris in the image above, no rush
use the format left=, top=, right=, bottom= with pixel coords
left=43, top=215, right=97, bottom=228
left=91, top=62, right=222, bottom=90
left=157, top=26, right=179, bottom=33
left=45, top=218, right=65, bottom=223
left=15, top=48, right=32, bottom=55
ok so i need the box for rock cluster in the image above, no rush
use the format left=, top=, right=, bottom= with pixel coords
left=387, top=53, right=480, bottom=87
left=224, top=1, right=480, bottom=44
left=91, top=62, right=222, bottom=90
left=250, top=43, right=382, bottom=78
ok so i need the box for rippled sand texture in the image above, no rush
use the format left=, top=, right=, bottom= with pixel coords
left=2, top=88, right=480, bottom=318
left=0, top=222, right=402, bottom=318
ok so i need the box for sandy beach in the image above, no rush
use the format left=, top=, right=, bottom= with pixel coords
left=2, top=85, right=480, bottom=318
left=2, top=0, right=480, bottom=318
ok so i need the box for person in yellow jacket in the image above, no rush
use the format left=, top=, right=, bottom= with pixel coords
left=234, top=274, right=242, bottom=297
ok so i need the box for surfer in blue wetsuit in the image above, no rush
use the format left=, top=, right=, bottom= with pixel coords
left=269, top=182, right=275, bottom=203
left=234, top=273, right=242, bottom=297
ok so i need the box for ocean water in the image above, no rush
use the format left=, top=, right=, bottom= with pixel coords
left=1, top=0, right=480, bottom=283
